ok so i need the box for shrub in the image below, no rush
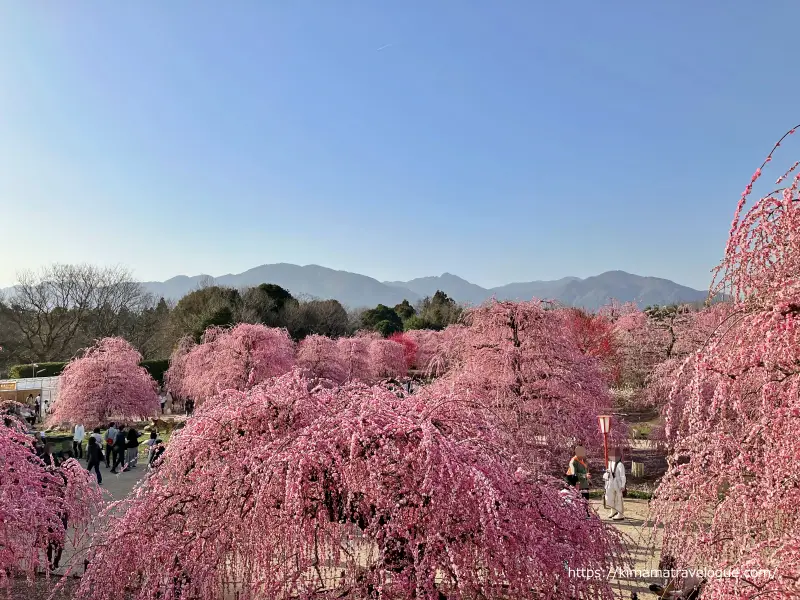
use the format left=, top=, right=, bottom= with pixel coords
left=9, top=362, right=68, bottom=378
left=11, top=359, right=171, bottom=384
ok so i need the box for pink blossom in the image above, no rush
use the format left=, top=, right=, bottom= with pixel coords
left=337, top=335, right=373, bottom=383
left=296, top=334, right=347, bottom=384
left=49, top=337, right=160, bottom=427
left=434, top=300, right=618, bottom=472
left=653, top=123, right=800, bottom=598
left=368, top=338, right=408, bottom=380
left=165, top=323, right=295, bottom=403
left=0, top=411, right=101, bottom=588
left=73, top=371, right=625, bottom=599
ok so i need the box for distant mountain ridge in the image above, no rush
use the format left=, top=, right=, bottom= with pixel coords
left=136, top=264, right=711, bottom=310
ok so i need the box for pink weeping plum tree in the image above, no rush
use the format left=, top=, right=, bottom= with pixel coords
left=74, top=371, right=625, bottom=600
left=387, top=332, right=418, bottom=370
left=436, top=300, right=616, bottom=472
left=562, top=307, right=622, bottom=385
left=0, top=411, right=101, bottom=587
left=642, top=303, right=732, bottom=444
left=427, top=324, right=469, bottom=377
left=403, top=329, right=439, bottom=373
left=652, top=125, right=800, bottom=599
left=49, top=337, right=160, bottom=427
left=368, top=338, right=408, bottom=380
left=336, top=334, right=373, bottom=383
left=296, top=334, right=347, bottom=385
left=608, top=304, right=674, bottom=390
left=165, top=323, right=295, bottom=403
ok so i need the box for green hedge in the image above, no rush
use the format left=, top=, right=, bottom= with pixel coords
left=141, top=359, right=170, bottom=385
left=9, top=362, right=67, bottom=378
left=10, top=359, right=171, bottom=384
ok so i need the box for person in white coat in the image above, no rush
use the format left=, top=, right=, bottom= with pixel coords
left=73, top=423, right=85, bottom=459
left=603, top=447, right=626, bottom=520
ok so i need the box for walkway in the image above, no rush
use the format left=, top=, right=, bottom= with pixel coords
left=590, top=497, right=663, bottom=599
left=8, top=460, right=149, bottom=599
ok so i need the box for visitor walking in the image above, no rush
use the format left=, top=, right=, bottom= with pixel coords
left=86, top=437, right=103, bottom=485
left=603, top=447, right=626, bottom=521
left=90, top=427, right=104, bottom=463
left=104, top=422, right=119, bottom=468
left=126, top=426, right=141, bottom=468
left=34, top=394, right=41, bottom=422
left=72, top=423, right=85, bottom=459
left=90, top=427, right=103, bottom=445
left=160, top=394, right=166, bottom=414
left=185, top=398, right=195, bottom=416
left=111, top=425, right=127, bottom=474
left=566, top=445, right=590, bottom=501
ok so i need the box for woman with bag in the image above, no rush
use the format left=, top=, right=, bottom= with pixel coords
left=603, top=447, right=626, bottom=520
left=565, top=445, right=591, bottom=500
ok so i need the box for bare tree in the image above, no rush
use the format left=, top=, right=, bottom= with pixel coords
left=126, top=297, right=174, bottom=359
left=83, top=271, right=153, bottom=340
left=0, top=264, right=148, bottom=362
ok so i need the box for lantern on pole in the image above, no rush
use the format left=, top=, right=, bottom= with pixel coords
left=598, top=414, right=611, bottom=468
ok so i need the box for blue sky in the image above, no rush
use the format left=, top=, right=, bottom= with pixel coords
left=2, top=1, right=799, bottom=290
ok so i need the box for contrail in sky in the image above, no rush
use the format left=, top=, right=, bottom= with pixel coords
left=377, top=44, right=392, bottom=51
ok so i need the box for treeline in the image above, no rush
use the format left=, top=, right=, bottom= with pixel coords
left=0, top=264, right=463, bottom=376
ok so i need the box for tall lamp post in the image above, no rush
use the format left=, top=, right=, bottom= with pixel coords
left=598, top=414, right=611, bottom=468
left=598, top=414, right=611, bottom=509
left=31, top=364, right=39, bottom=422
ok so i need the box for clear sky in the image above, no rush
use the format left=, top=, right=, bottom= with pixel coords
left=2, top=1, right=799, bottom=291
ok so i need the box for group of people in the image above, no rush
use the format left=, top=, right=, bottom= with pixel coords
left=155, top=388, right=193, bottom=416
left=20, top=393, right=42, bottom=426
left=72, top=422, right=165, bottom=484
left=565, top=444, right=627, bottom=520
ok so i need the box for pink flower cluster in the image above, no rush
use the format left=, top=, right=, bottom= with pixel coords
left=49, top=337, right=160, bottom=427
left=76, top=371, right=625, bottom=600
left=0, top=412, right=101, bottom=586
left=166, top=325, right=415, bottom=402
left=432, top=300, right=618, bottom=471
left=652, top=125, right=800, bottom=599
left=50, top=306, right=632, bottom=598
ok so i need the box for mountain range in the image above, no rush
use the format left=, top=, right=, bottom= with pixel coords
left=138, top=263, right=711, bottom=310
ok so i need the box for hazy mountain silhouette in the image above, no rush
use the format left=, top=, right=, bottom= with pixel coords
left=141, top=264, right=420, bottom=309
left=137, top=264, right=710, bottom=310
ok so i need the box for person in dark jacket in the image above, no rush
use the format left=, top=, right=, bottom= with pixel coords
left=111, top=425, right=127, bottom=473
left=126, top=426, right=141, bottom=468
left=41, top=442, right=60, bottom=469
left=86, top=437, right=103, bottom=485
left=149, top=438, right=166, bottom=469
